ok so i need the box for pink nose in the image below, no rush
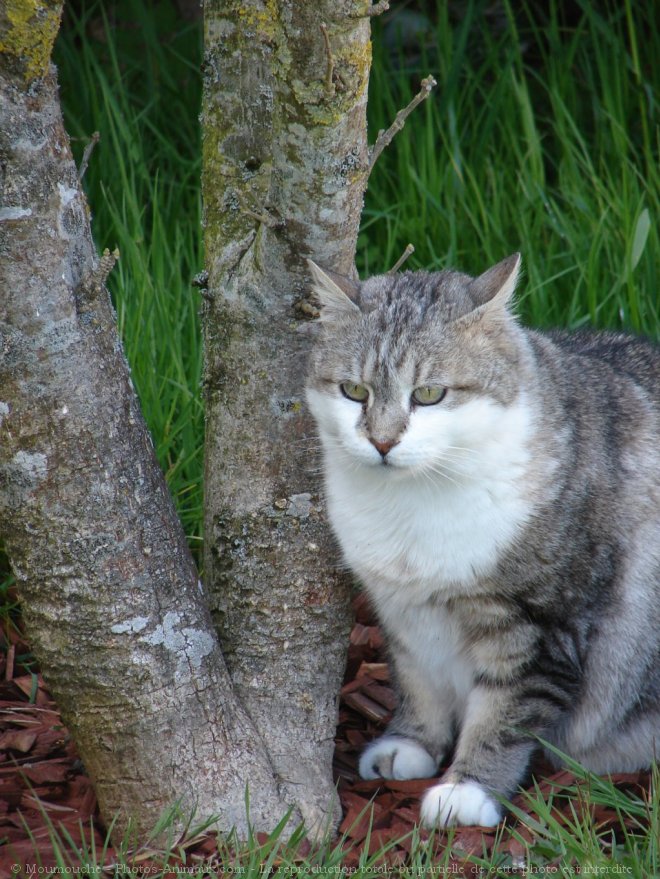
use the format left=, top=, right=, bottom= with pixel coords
left=370, top=438, right=398, bottom=457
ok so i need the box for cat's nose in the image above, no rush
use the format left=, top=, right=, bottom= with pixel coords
left=370, top=438, right=399, bottom=458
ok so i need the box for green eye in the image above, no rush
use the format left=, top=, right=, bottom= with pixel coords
left=340, top=381, right=369, bottom=403
left=412, top=386, right=447, bottom=406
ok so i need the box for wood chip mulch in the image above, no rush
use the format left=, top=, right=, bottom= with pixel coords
left=0, top=611, right=102, bottom=871
left=0, top=589, right=654, bottom=874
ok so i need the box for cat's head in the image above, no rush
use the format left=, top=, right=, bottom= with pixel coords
left=305, top=254, right=528, bottom=477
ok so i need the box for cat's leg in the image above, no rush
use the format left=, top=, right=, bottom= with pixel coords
left=549, top=601, right=660, bottom=774
left=555, top=711, right=660, bottom=775
left=359, top=637, right=466, bottom=781
left=420, top=682, right=560, bottom=828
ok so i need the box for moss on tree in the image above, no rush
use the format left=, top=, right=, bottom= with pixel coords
left=0, top=0, right=62, bottom=84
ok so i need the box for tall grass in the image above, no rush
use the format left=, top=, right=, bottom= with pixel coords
left=54, top=0, right=205, bottom=547
left=364, top=0, right=658, bottom=335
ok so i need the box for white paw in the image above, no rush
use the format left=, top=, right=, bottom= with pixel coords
left=359, top=736, right=437, bottom=781
left=420, top=781, right=501, bottom=828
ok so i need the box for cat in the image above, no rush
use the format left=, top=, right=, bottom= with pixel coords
left=305, top=254, right=660, bottom=828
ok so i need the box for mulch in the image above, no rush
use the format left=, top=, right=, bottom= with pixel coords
left=0, top=590, right=653, bottom=874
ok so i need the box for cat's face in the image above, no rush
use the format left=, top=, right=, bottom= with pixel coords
left=306, top=256, right=525, bottom=479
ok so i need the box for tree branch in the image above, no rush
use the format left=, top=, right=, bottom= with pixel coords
left=76, top=247, right=120, bottom=305
left=320, top=24, right=335, bottom=97
left=78, top=131, right=100, bottom=180
left=351, top=1, right=390, bottom=17
left=368, top=75, right=437, bottom=173
left=236, top=191, right=282, bottom=229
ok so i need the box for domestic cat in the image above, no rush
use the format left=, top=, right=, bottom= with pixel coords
left=305, top=254, right=660, bottom=828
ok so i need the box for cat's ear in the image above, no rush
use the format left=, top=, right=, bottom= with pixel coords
left=468, top=253, right=521, bottom=314
left=307, top=260, right=361, bottom=323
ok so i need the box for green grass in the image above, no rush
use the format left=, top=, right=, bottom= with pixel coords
left=363, top=0, right=659, bottom=336
left=2, top=0, right=659, bottom=869
left=7, top=761, right=659, bottom=875
left=54, top=0, right=205, bottom=549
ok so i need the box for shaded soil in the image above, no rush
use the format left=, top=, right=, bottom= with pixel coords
left=0, top=591, right=653, bottom=873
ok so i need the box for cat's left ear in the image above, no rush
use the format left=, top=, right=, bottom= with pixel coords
left=467, top=253, right=521, bottom=315
left=307, top=260, right=361, bottom=324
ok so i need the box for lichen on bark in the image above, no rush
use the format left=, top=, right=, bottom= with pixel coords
left=0, top=0, right=62, bottom=83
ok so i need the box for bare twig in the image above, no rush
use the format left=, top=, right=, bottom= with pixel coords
left=368, top=75, right=437, bottom=172
left=320, top=24, right=335, bottom=97
left=366, top=1, right=390, bottom=15
left=388, top=243, right=415, bottom=274
left=93, top=248, right=120, bottom=290
left=351, top=0, right=390, bottom=16
left=75, top=247, right=120, bottom=310
left=240, top=206, right=281, bottom=229
left=78, top=131, right=100, bottom=181
left=236, top=192, right=282, bottom=229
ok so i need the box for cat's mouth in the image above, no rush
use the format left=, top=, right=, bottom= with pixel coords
left=352, top=448, right=403, bottom=470
left=369, top=453, right=410, bottom=475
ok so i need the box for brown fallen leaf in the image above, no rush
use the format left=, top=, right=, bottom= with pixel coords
left=342, top=691, right=390, bottom=723
left=0, top=729, right=37, bottom=754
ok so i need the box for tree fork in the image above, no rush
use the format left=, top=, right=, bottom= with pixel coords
left=0, top=0, right=291, bottom=839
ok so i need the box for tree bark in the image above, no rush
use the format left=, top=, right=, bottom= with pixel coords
left=202, top=0, right=371, bottom=830
left=0, top=0, right=291, bottom=838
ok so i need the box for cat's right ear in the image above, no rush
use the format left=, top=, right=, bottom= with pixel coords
left=307, top=260, right=361, bottom=324
left=468, top=253, right=521, bottom=313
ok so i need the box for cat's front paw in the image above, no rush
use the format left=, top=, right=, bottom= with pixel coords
left=359, top=736, right=437, bottom=781
left=420, top=781, right=501, bottom=828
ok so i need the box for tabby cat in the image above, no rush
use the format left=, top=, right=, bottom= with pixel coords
left=305, top=254, right=660, bottom=827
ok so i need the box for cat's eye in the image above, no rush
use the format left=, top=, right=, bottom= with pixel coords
left=412, top=386, right=447, bottom=406
left=340, top=381, right=369, bottom=403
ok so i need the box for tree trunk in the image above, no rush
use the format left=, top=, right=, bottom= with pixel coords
left=0, top=0, right=291, bottom=839
left=201, top=0, right=371, bottom=830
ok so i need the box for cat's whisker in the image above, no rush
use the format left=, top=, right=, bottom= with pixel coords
left=422, top=463, right=463, bottom=489
left=415, top=467, right=442, bottom=492
left=424, top=455, right=472, bottom=477
left=427, top=451, right=485, bottom=475
left=429, top=455, right=475, bottom=471
left=289, top=439, right=328, bottom=451
left=443, top=445, right=482, bottom=457
left=437, top=449, right=484, bottom=464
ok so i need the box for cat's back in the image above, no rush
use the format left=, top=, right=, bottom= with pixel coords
left=520, top=325, right=660, bottom=580
left=533, top=328, right=660, bottom=404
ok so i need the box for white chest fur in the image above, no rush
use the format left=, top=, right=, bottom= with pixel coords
left=321, top=396, right=537, bottom=605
